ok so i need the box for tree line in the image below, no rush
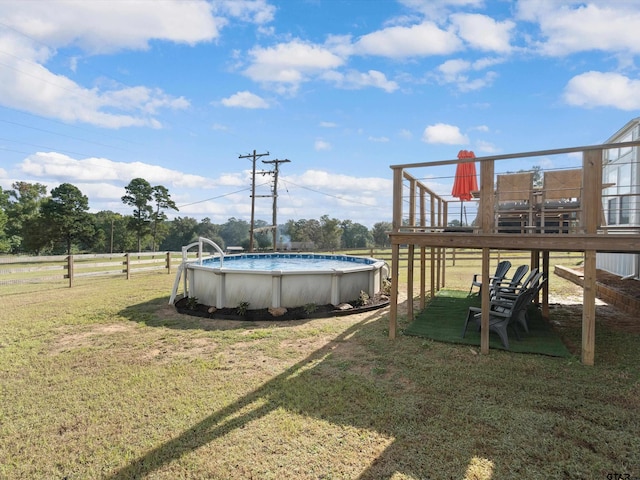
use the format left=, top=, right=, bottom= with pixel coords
left=0, top=179, right=392, bottom=255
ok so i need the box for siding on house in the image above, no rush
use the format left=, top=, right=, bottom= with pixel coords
left=597, top=118, right=640, bottom=279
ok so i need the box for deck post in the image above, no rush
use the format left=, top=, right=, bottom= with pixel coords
left=390, top=243, right=400, bottom=339
left=442, top=201, right=447, bottom=288
left=389, top=167, right=404, bottom=339
left=420, top=187, right=427, bottom=309
left=582, top=250, right=596, bottom=365
left=542, top=251, right=550, bottom=318
left=437, top=198, right=443, bottom=290
left=67, top=255, right=74, bottom=288
left=480, top=248, right=490, bottom=354
left=407, top=245, right=414, bottom=320
left=407, top=177, right=416, bottom=320
left=581, top=149, right=602, bottom=365
left=479, top=159, right=494, bottom=354
left=430, top=193, right=436, bottom=298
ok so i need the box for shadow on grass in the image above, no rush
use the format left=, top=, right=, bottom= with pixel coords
left=119, top=294, right=389, bottom=331
left=110, top=297, right=477, bottom=479
left=119, top=297, right=318, bottom=331
left=110, top=293, right=639, bottom=478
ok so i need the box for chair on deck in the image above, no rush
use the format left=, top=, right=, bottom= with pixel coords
left=539, top=169, right=582, bottom=233
left=468, top=260, right=511, bottom=296
left=495, top=172, right=535, bottom=233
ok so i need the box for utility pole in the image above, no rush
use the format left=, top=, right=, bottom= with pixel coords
left=262, top=158, right=291, bottom=251
left=239, top=150, right=269, bottom=251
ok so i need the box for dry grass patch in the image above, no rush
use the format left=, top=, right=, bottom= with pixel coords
left=1, top=269, right=638, bottom=479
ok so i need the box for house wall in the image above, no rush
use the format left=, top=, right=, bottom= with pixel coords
left=597, top=118, right=640, bottom=279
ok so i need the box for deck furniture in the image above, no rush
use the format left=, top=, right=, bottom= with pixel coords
left=539, top=169, right=582, bottom=233
left=493, top=264, right=529, bottom=297
left=468, top=260, right=511, bottom=296
left=495, top=172, right=535, bottom=233
left=462, top=285, right=536, bottom=348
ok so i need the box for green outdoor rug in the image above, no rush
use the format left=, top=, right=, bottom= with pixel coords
left=404, top=290, right=571, bottom=357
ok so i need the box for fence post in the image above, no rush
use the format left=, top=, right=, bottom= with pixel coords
left=166, top=252, right=171, bottom=274
left=126, top=253, right=131, bottom=280
left=67, top=255, right=74, bottom=288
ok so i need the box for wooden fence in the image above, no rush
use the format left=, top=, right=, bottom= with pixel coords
left=0, top=248, right=583, bottom=288
left=0, top=252, right=188, bottom=287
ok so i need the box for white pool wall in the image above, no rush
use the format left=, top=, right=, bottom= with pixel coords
left=186, top=254, right=386, bottom=309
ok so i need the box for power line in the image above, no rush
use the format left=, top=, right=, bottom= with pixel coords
left=0, top=118, right=132, bottom=152
left=280, top=178, right=387, bottom=209
left=176, top=186, right=253, bottom=209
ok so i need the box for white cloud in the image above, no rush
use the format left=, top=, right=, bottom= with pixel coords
left=450, top=13, right=515, bottom=53
left=0, top=1, right=223, bottom=55
left=398, top=129, right=413, bottom=140
left=322, top=69, right=399, bottom=92
left=244, top=40, right=344, bottom=93
left=354, top=22, right=462, bottom=58
left=319, top=121, right=338, bottom=128
left=398, top=0, right=485, bottom=20
left=434, top=57, right=500, bottom=92
left=475, top=140, right=499, bottom=153
left=437, top=59, right=471, bottom=80
left=0, top=56, right=187, bottom=128
left=368, top=136, right=390, bottom=143
left=516, top=1, right=640, bottom=56
left=18, top=152, right=241, bottom=189
left=218, top=0, right=275, bottom=24
left=221, top=91, right=269, bottom=109
left=563, top=71, right=640, bottom=110
left=314, top=139, right=332, bottom=151
left=422, top=123, right=469, bottom=144
left=287, top=169, right=391, bottom=193
left=0, top=0, right=220, bottom=128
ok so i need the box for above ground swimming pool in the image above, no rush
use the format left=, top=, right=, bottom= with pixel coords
left=171, top=240, right=388, bottom=310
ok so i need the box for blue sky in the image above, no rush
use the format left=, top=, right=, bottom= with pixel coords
left=1, top=0, right=639, bottom=228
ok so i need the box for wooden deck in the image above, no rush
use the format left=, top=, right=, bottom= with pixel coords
left=388, top=141, right=640, bottom=366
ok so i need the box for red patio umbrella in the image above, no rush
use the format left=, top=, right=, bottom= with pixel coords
left=451, top=150, right=478, bottom=225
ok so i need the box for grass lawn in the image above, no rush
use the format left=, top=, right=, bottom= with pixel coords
left=1, top=268, right=638, bottom=479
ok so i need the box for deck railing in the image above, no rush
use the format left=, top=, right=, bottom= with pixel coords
left=392, top=141, right=640, bottom=239
left=388, top=141, right=640, bottom=366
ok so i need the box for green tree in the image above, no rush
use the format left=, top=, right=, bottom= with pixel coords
left=219, top=217, right=250, bottom=249
left=40, top=183, right=94, bottom=254
left=5, top=181, right=47, bottom=253
left=150, top=185, right=178, bottom=251
left=341, top=220, right=373, bottom=248
left=253, top=219, right=273, bottom=250
left=318, top=215, right=342, bottom=250
left=371, top=221, right=392, bottom=248
left=0, top=187, right=10, bottom=252
left=197, top=217, right=223, bottom=246
left=162, top=216, right=199, bottom=251
left=93, top=211, right=135, bottom=253
left=284, top=218, right=321, bottom=247
left=284, top=219, right=307, bottom=242
left=21, top=214, right=52, bottom=255
left=121, top=178, right=153, bottom=252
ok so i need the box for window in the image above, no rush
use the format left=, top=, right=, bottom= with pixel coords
left=620, top=195, right=631, bottom=224
left=608, top=198, right=618, bottom=225
left=618, top=161, right=632, bottom=195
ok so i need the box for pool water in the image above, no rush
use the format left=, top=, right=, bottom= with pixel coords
left=202, top=253, right=375, bottom=271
